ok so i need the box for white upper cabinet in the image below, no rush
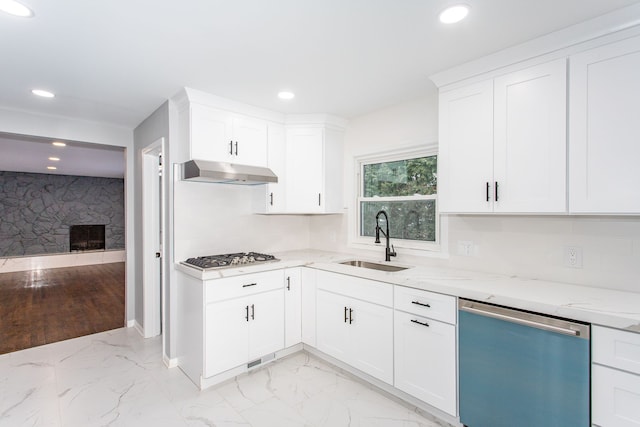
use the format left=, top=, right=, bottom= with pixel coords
left=254, top=123, right=287, bottom=213
left=439, top=80, right=494, bottom=213
left=189, top=104, right=268, bottom=167
left=438, top=59, right=567, bottom=214
left=285, top=127, right=325, bottom=213
left=493, top=59, right=567, bottom=213
left=569, top=35, right=640, bottom=214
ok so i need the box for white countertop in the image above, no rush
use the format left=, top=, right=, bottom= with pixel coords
left=176, top=249, right=640, bottom=333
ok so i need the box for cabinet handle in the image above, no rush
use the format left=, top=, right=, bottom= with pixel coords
left=229, top=140, right=234, bottom=155
left=349, top=308, right=354, bottom=324
left=270, top=192, right=274, bottom=206
left=242, top=283, right=257, bottom=288
left=286, top=276, right=291, bottom=291
left=411, top=300, right=431, bottom=308
left=344, top=306, right=348, bottom=323
left=234, top=141, right=238, bottom=156
left=486, top=182, right=490, bottom=202
left=245, top=305, right=249, bottom=322
left=411, top=319, right=430, bottom=327
left=251, top=304, right=255, bottom=320
left=495, top=181, right=499, bottom=202
left=318, top=193, right=321, bottom=206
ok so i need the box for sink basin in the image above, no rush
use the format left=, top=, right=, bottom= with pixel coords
left=339, top=260, right=409, bottom=272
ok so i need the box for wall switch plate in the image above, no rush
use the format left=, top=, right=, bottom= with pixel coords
left=564, top=246, right=583, bottom=268
left=458, top=241, right=474, bottom=257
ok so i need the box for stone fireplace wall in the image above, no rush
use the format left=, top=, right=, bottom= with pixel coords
left=0, top=171, right=125, bottom=257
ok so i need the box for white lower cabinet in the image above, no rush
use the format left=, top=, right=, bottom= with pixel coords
left=315, top=271, right=394, bottom=384
left=300, top=267, right=317, bottom=347
left=592, top=325, right=640, bottom=427
left=394, top=286, right=457, bottom=416
left=205, top=288, right=284, bottom=378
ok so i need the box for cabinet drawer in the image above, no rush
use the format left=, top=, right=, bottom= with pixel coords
left=316, top=270, right=392, bottom=307
left=593, top=326, right=640, bottom=375
left=592, top=364, right=640, bottom=427
left=394, top=286, right=456, bottom=325
left=205, top=270, right=284, bottom=303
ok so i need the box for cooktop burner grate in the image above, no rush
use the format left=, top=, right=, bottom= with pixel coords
left=182, top=252, right=279, bottom=270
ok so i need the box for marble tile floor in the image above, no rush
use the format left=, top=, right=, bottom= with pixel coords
left=0, top=327, right=455, bottom=427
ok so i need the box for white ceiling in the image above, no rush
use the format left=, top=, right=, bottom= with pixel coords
left=1, top=0, right=639, bottom=177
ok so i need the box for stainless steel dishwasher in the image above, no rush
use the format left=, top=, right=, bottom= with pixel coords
left=458, top=299, right=590, bottom=427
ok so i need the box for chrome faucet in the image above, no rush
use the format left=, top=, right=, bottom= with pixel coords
left=375, top=210, right=397, bottom=262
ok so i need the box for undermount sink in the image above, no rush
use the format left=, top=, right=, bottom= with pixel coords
left=339, top=260, right=409, bottom=272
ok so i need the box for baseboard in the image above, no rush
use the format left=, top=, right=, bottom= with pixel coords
left=163, top=354, right=178, bottom=368
left=126, top=319, right=135, bottom=328
left=133, top=320, right=144, bottom=337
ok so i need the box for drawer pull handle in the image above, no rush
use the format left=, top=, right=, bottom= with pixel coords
left=242, top=283, right=257, bottom=288
left=411, top=301, right=431, bottom=308
left=411, top=319, right=430, bottom=327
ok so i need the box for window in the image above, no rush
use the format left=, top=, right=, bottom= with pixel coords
left=356, top=148, right=439, bottom=251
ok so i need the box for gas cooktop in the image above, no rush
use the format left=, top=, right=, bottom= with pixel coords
left=181, top=252, right=279, bottom=271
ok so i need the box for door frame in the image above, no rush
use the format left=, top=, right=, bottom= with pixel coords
left=141, top=138, right=165, bottom=338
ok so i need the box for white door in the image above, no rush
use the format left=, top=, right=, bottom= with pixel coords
left=248, top=289, right=285, bottom=361
left=592, top=364, right=640, bottom=427
left=141, top=140, right=164, bottom=338
left=348, top=298, right=393, bottom=384
left=284, top=268, right=302, bottom=348
left=569, top=35, right=640, bottom=213
left=438, top=80, right=494, bottom=213
left=205, top=298, right=249, bottom=377
left=316, top=289, right=350, bottom=362
left=394, top=311, right=457, bottom=416
left=232, top=115, right=268, bottom=167
left=190, top=104, right=232, bottom=162
left=285, top=127, right=324, bottom=213
left=493, top=59, right=567, bottom=213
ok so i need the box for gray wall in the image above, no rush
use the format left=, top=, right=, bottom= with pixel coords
left=0, top=171, right=124, bottom=257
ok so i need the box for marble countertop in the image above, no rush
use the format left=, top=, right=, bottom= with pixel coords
left=176, top=249, right=640, bottom=333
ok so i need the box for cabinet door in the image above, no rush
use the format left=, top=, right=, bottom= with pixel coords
left=284, top=268, right=302, bottom=348
left=265, top=123, right=286, bottom=212
left=493, top=59, right=567, bottom=213
left=394, top=311, right=457, bottom=416
left=348, top=298, right=393, bottom=384
left=248, top=289, right=285, bottom=361
left=190, top=104, right=233, bottom=162
left=569, top=36, right=640, bottom=213
left=204, top=298, right=248, bottom=377
left=286, top=128, right=324, bottom=213
left=438, top=80, right=494, bottom=213
left=592, top=364, right=640, bottom=427
left=301, top=267, right=317, bottom=347
left=316, top=289, right=350, bottom=362
left=232, top=115, right=268, bottom=167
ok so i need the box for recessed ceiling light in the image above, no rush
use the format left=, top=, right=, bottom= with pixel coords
left=47, top=166, right=57, bottom=170
left=0, top=0, right=34, bottom=17
left=32, top=89, right=55, bottom=98
left=439, top=5, right=469, bottom=24
left=278, top=91, right=295, bottom=100
left=52, top=141, right=66, bottom=147
left=48, top=157, right=60, bottom=161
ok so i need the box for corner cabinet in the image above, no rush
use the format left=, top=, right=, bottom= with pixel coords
left=438, top=58, right=567, bottom=214
left=315, top=270, right=394, bottom=384
left=569, top=35, right=640, bottom=214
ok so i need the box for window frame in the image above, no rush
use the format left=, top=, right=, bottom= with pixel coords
left=352, top=144, right=444, bottom=254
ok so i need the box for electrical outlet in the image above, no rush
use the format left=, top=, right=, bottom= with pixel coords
left=564, top=246, right=583, bottom=268
left=458, top=241, right=474, bottom=257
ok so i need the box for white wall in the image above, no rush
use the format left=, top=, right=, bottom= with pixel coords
left=310, top=95, right=640, bottom=294
left=0, top=107, right=137, bottom=321
left=173, top=182, right=311, bottom=261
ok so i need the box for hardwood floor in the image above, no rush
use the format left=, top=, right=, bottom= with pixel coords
left=0, top=262, right=125, bottom=354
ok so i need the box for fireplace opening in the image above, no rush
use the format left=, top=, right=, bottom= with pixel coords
left=70, top=225, right=106, bottom=252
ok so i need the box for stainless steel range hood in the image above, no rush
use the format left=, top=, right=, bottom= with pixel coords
left=181, top=159, right=277, bottom=185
